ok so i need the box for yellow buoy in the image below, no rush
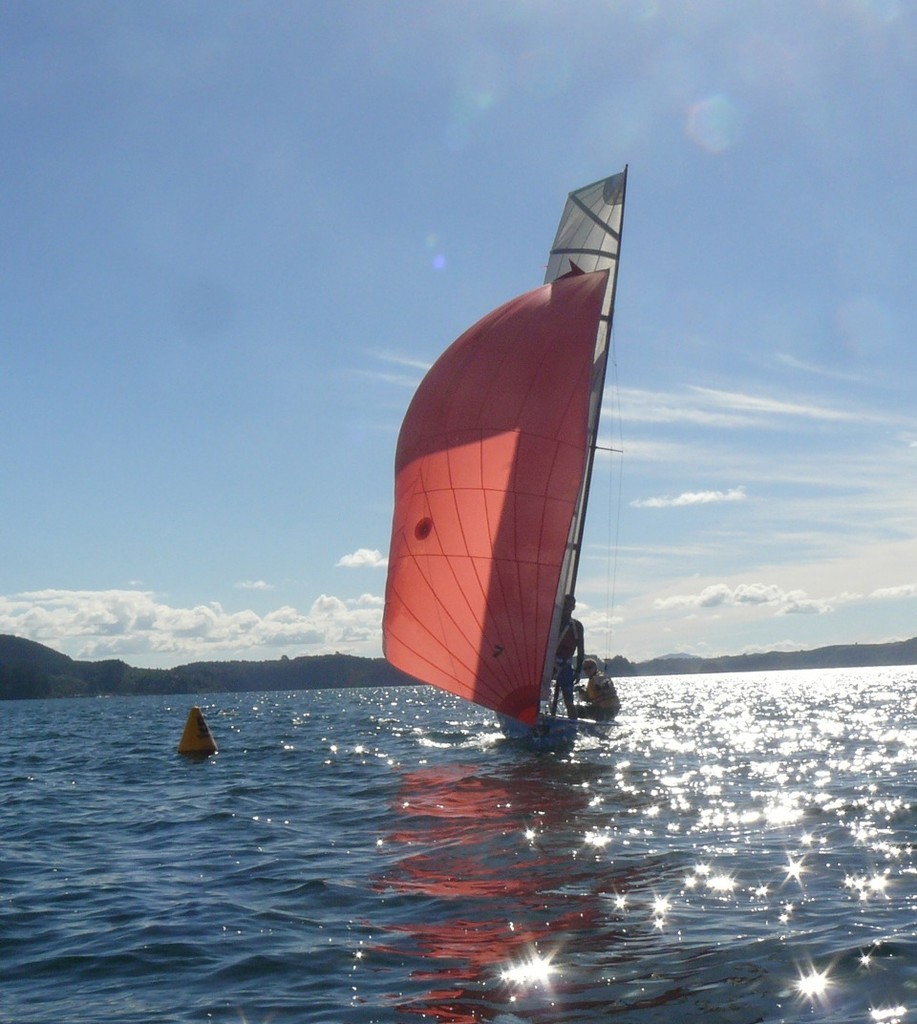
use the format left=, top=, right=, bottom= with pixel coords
left=177, top=705, right=218, bottom=757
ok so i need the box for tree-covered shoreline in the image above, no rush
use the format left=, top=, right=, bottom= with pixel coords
left=2, top=633, right=916, bottom=701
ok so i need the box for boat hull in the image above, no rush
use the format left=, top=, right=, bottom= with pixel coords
left=497, top=712, right=615, bottom=750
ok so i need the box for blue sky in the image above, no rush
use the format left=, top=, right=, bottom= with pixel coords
left=2, top=0, right=915, bottom=668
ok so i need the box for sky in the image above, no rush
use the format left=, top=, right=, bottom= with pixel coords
left=2, top=0, right=916, bottom=670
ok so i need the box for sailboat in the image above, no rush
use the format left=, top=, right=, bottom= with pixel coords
left=383, top=169, right=627, bottom=746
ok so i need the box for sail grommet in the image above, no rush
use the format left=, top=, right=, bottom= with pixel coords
left=414, top=517, right=434, bottom=540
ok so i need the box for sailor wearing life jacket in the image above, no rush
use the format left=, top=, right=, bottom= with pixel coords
left=553, top=594, right=584, bottom=718
left=578, top=658, right=621, bottom=721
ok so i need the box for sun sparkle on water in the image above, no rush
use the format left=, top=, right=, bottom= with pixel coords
left=651, top=895, right=671, bottom=919
left=584, top=828, right=611, bottom=847
left=785, top=855, right=806, bottom=883
left=796, top=966, right=831, bottom=999
left=500, top=952, right=555, bottom=986
left=870, top=1007, right=907, bottom=1023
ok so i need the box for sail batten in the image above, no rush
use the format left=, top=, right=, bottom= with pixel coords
left=552, top=247, right=618, bottom=260
left=383, top=169, right=627, bottom=725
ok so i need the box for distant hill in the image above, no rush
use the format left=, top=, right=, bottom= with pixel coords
left=0, top=635, right=415, bottom=700
left=633, top=636, right=917, bottom=676
left=2, top=633, right=916, bottom=700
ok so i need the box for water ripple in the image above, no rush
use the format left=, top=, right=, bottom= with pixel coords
left=1, top=669, right=916, bottom=1022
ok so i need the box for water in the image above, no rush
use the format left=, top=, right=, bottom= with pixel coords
left=2, top=667, right=916, bottom=1023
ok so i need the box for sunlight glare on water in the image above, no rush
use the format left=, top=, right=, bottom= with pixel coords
left=1, top=665, right=916, bottom=1022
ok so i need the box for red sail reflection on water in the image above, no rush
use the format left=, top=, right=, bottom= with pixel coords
left=371, top=764, right=653, bottom=1021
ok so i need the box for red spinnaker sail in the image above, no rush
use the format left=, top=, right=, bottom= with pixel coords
left=383, top=269, right=609, bottom=724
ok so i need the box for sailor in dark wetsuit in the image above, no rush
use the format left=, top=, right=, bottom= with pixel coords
left=553, top=594, right=584, bottom=718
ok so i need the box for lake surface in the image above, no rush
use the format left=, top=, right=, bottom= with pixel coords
left=2, top=666, right=916, bottom=1023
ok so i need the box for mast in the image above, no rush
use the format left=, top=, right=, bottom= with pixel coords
left=539, top=168, right=628, bottom=705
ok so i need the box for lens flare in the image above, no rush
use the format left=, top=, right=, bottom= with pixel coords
left=686, top=94, right=743, bottom=153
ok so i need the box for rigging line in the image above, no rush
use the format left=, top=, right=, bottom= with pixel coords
left=603, top=329, right=625, bottom=661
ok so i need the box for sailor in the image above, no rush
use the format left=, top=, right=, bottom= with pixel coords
left=552, top=594, right=584, bottom=718
left=577, top=658, right=620, bottom=721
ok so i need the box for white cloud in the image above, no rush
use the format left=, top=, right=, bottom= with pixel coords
left=368, top=348, right=432, bottom=372
left=632, top=486, right=746, bottom=509
left=0, top=588, right=385, bottom=666
left=775, top=351, right=870, bottom=384
left=653, top=585, right=727, bottom=610
left=869, top=584, right=917, bottom=600
left=777, top=596, right=832, bottom=615
left=654, top=582, right=829, bottom=615
left=690, top=386, right=857, bottom=423
left=733, top=583, right=786, bottom=605
left=653, top=579, right=877, bottom=621
left=353, top=349, right=432, bottom=388
left=617, top=384, right=896, bottom=431
left=336, top=548, right=387, bottom=568
left=234, top=579, right=275, bottom=591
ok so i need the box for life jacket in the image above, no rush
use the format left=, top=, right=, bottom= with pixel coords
left=586, top=674, right=619, bottom=712
left=587, top=674, right=614, bottom=703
